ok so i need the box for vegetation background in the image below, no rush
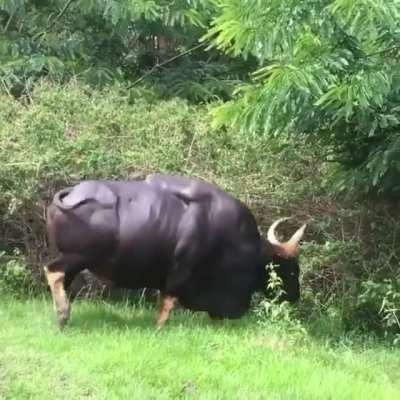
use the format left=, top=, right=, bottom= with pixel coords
left=0, top=1, right=400, bottom=398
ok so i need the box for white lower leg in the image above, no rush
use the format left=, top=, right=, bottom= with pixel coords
left=156, top=295, right=176, bottom=327
left=44, top=266, right=70, bottom=327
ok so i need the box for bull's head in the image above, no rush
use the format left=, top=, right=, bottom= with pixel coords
left=263, top=217, right=307, bottom=302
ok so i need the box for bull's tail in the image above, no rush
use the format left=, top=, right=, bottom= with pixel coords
left=45, top=191, right=71, bottom=252
left=52, top=187, right=80, bottom=211
left=52, top=183, right=117, bottom=211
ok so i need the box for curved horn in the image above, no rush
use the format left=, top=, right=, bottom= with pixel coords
left=287, top=223, right=307, bottom=248
left=267, top=218, right=307, bottom=258
left=283, top=223, right=307, bottom=256
left=267, top=217, right=291, bottom=245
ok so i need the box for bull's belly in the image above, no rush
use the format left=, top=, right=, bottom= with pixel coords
left=89, top=254, right=169, bottom=290
left=173, top=266, right=257, bottom=317
left=177, top=287, right=251, bottom=318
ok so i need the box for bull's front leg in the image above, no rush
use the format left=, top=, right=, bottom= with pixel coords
left=44, top=265, right=70, bottom=328
left=155, top=294, right=176, bottom=328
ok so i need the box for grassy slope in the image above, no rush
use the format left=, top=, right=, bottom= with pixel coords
left=1, top=297, right=399, bottom=400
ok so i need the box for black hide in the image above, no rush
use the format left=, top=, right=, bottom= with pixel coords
left=47, top=174, right=299, bottom=318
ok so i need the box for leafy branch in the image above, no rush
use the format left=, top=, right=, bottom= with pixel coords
left=33, top=0, right=76, bottom=40
left=127, top=42, right=207, bottom=89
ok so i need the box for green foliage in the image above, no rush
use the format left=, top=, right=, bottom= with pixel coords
left=254, top=265, right=288, bottom=321
left=0, top=0, right=232, bottom=99
left=206, top=0, right=400, bottom=196
left=358, top=279, right=400, bottom=343
left=254, top=264, right=307, bottom=341
left=302, top=240, right=363, bottom=300
left=300, top=239, right=400, bottom=343
left=0, top=250, right=38, bottom=296
left=148, top=59, right=247, bottom=102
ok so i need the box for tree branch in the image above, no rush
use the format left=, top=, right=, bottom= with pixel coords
left=366, top=45, right=400, bottom=58
left=33, top=0, right=75, bottom=40
left=49, top=0, right=75, bottom=30
left=3, top=12, right=14, bottom=33
left=126, top=42, right=207, bottom=89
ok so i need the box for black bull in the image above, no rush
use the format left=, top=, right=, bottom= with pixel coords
left=44, top=174, right=306, bottom=327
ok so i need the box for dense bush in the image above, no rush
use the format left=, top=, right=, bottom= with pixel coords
left=0, top=0, right=247, bottom=103
left=0, top=250, right=40, bottom=296
left=2, top=1, right=400, bottom=197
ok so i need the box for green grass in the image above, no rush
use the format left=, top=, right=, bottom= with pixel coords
left=1, top=297, right=399, bottom=400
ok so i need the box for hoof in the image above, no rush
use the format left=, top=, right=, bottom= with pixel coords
left=155, top=320, right=166, bottom=330
left=57, top=309, right=70, bottom=329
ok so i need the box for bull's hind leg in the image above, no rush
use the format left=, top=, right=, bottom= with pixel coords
left=44, top=255, right=85, bottom=328
left=44, top=265, right=70, bottom=327
left=155, top=294, right=176, bottom=328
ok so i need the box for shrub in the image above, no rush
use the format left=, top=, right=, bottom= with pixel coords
left=300, top=238, right=400, bottom=342
left=0, top=250, right=39, bottom=296
left=357, top=279, right=400, bottom=343
left=253, top=264, right=307, bottom=341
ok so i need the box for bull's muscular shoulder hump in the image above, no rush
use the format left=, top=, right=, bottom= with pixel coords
left=145, top=173, right=233, bottom=204
left=57, top=180, right=117, bottom=208
left=145, top=174, right=255, bottom=231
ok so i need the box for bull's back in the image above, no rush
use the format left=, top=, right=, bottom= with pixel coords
left=147, top=174, right=259, bottom=239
